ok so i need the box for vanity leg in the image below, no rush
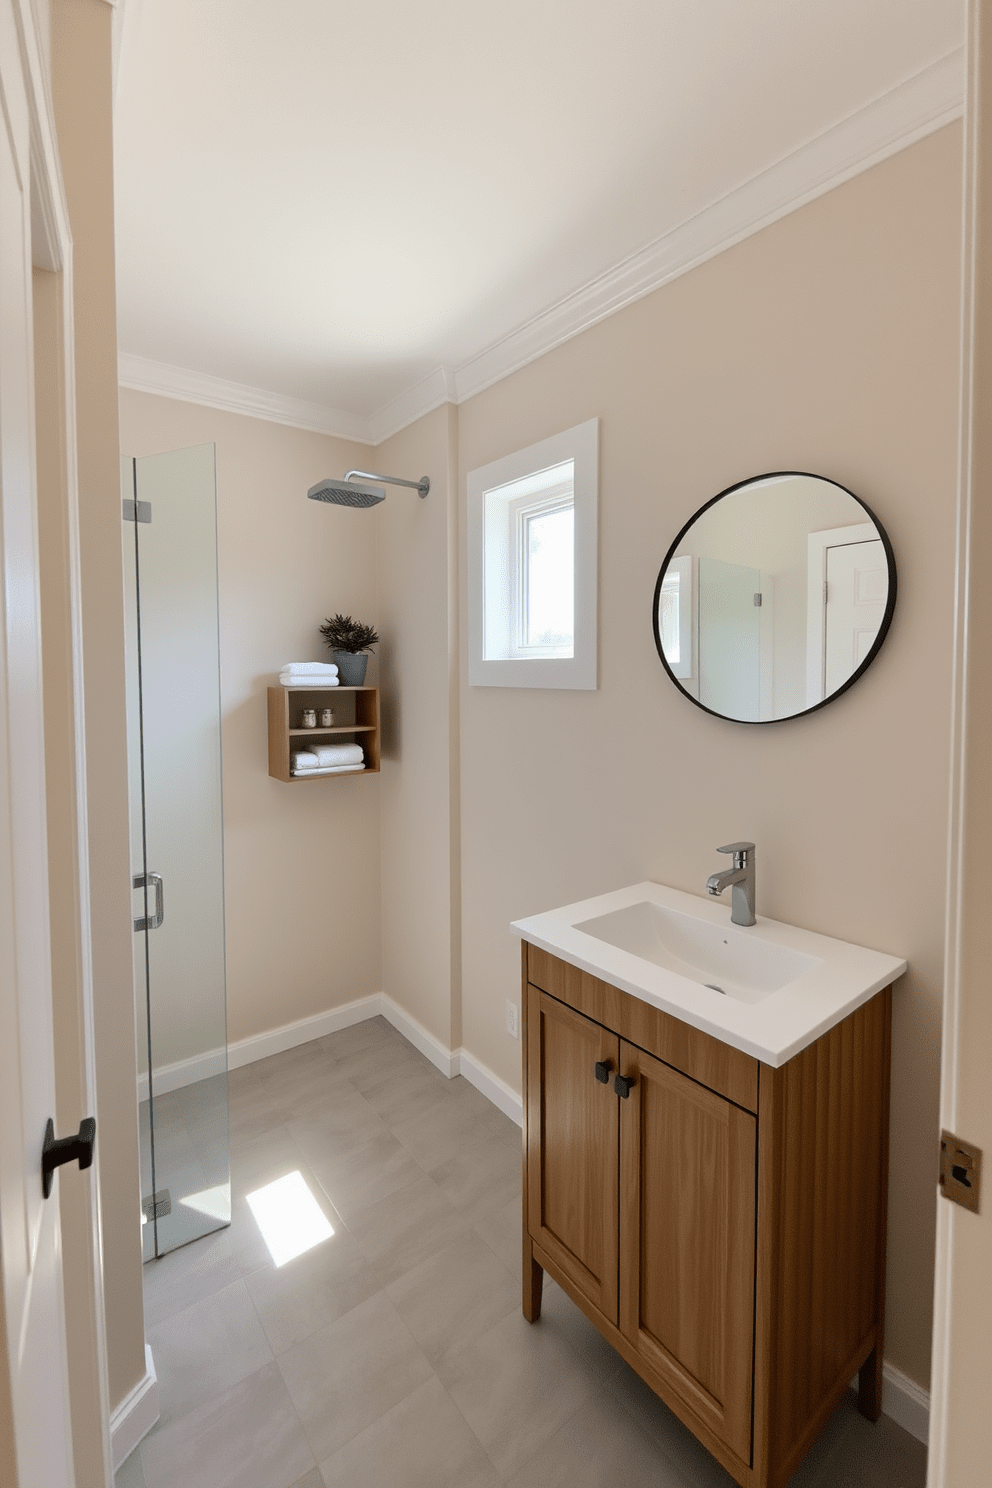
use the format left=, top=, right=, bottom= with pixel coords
left=523, top=1233, right=544, bottom=1322
left=857, top=1345, right=883, bottom=1422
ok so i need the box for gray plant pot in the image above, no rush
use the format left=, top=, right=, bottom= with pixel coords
left=333, top=650, right=369, bottom=686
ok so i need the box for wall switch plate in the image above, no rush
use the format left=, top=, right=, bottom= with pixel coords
left=506, top=1000, right=519, bottom=1039
left=939, top=1130, right=982, bottom=1213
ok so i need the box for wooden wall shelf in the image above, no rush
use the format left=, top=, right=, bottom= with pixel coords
left=267, top=685, right=380, bottom=781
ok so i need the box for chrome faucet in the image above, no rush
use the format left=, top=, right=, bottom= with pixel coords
left=706, top=842, right=756, bottom=926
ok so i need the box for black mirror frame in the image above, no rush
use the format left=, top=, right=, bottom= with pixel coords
left=651, top=470, right=898, bottom=725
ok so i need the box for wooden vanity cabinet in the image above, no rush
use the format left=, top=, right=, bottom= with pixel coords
left=521, top=943, right=892, bottom=1488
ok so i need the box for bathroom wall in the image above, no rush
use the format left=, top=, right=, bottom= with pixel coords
left=455, top=123, right=962, bottom=1391
left=375, top=405, right=463, bottom=1051
left=115, top=119, right=960, bottom=1399
left=117, top=391, right=384, bottom=1044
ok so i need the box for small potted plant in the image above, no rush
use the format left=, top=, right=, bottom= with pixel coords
left=319, top=613, right=380, bottom=686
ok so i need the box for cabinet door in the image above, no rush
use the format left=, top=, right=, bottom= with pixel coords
left=526, top=986, right=620, bottom=1323
left=619, top=1042, right=756, bottom=1461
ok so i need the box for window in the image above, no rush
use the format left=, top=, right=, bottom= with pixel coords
left=468, top=419, right=597, bottom=688
left=484, top=459, right=574, bottom=661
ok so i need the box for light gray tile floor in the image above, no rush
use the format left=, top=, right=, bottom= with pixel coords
left=118, top=1017, right=927, bottom=1488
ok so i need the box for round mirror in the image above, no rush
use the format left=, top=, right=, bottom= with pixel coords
left=652, top=472, right=896, bottom=724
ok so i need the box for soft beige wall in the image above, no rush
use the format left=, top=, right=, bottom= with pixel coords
left=51, top=0, right=146, bottom=1415
left=456, top=124, right=961, bottom=1390
left=376, top=404, right=461, bottom=1049
left=117, top=392, right=383, bottom=1043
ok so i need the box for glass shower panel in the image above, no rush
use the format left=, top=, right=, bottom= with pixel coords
left=123, top=443, right=230, bottom=1259
left=122, top=479, right=156, bottom=1260
left=698, top=556, right=761, bottom=723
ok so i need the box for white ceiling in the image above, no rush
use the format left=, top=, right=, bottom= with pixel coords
left=113, top=1, right=963, bottom=435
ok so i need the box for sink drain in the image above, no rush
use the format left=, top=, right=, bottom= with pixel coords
left=704, top=983, right=726, bottom=995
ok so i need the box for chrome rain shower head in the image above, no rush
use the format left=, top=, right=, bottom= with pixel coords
left=307, top=469, right=430, bottom=508
left=307, top=478, right=386, bottom=508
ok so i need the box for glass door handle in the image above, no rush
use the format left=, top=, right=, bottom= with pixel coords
left=133, top=871, right=165, bottom=931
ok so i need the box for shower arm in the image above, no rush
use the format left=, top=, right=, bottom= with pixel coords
left=345, top=469, right=430, bottom=498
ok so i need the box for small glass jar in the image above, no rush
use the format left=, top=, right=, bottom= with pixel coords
left=319, top=708, right=335, bottom=728
left=300, top=708, right=317, bottom=729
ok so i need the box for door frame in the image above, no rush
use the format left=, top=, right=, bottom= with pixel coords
left=2, top=0, right=112, bottom=1480
left=928, top=3, right=992, bottom=1482
left=804, top=520, right=876, bottom=706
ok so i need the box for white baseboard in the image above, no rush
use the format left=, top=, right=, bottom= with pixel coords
left=110, top=1343, right=159, bottom=1471
left=455, top=1048, right=523, bottom=1126
left=136, top=996, right=384, bottom=1100
left=375, top=996, right=523, bottom=1123
left=137, top=1047, right=227, bottom=1103
left=136, top=995, right=525, bottom=1134
left=379, top=994, right=459, bottom=1077
left=881, top=1362, right=930, bottom=1444
left=227, top=995, right=381, bottom=1069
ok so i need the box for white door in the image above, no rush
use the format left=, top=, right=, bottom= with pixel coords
left=0, top=1, right=75, bottom=1481
left=823, top=538, right=887, bottom=695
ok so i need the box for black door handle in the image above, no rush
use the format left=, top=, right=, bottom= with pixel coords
left=42, top=1116, right=96, bottom=1199
left=614, top=1074, right=635, bottom=1099
left=594, top=1060, right=612, bottom=1084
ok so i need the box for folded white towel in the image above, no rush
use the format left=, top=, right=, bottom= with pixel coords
left=281, top=675, right=339, bottom=688
left=291, top=763, right=366, bottom=777
left=292, top=752, right=320, bottom=770
left=280, top=662, right=339, bottom=675
left=313, top=743, right=364, bottom=766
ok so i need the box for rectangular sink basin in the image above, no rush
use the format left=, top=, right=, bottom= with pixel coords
left=574, top=899, right=821, bottom=1004
left=511, top=881, right=907, bottom=1065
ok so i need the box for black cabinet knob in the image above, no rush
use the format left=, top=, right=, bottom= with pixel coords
left=614, top=1074, right=635, bottom=1099
left=594, top=1060, right=612, bottom=1084
left=42, top=1116, right=96, bottom=1199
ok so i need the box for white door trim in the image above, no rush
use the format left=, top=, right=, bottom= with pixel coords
left=929, top=3, right=992, bottom=1483
left=12, top=0, right=113, bottom=1478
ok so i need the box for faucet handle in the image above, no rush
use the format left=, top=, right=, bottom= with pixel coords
left=716, top=842, right=755, bottom=857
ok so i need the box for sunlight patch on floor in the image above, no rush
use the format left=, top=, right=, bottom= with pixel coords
left=246, top=1170, right=334, bottom=1266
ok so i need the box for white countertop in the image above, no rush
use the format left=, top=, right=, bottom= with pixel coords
left=510, top=881, right=906, bottom=1067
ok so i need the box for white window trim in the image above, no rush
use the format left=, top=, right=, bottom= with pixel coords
left=468, top=418, right=598, bottom=689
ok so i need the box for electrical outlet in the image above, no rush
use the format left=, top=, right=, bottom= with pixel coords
left=506, top=1000, right=519, bottom=1039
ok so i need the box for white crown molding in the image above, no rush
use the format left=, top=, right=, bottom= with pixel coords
left=452, top=47, right=964, bottom=408
left=117, top=352, right=376, bottom=444
left=367, top=366, right=458, bottom=445
left=119, top=48, right=963, bottom=444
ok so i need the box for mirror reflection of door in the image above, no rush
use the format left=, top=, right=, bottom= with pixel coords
left=698, top=558, right=761, bottom=723
left=824, top=539, right=887, bottom=695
